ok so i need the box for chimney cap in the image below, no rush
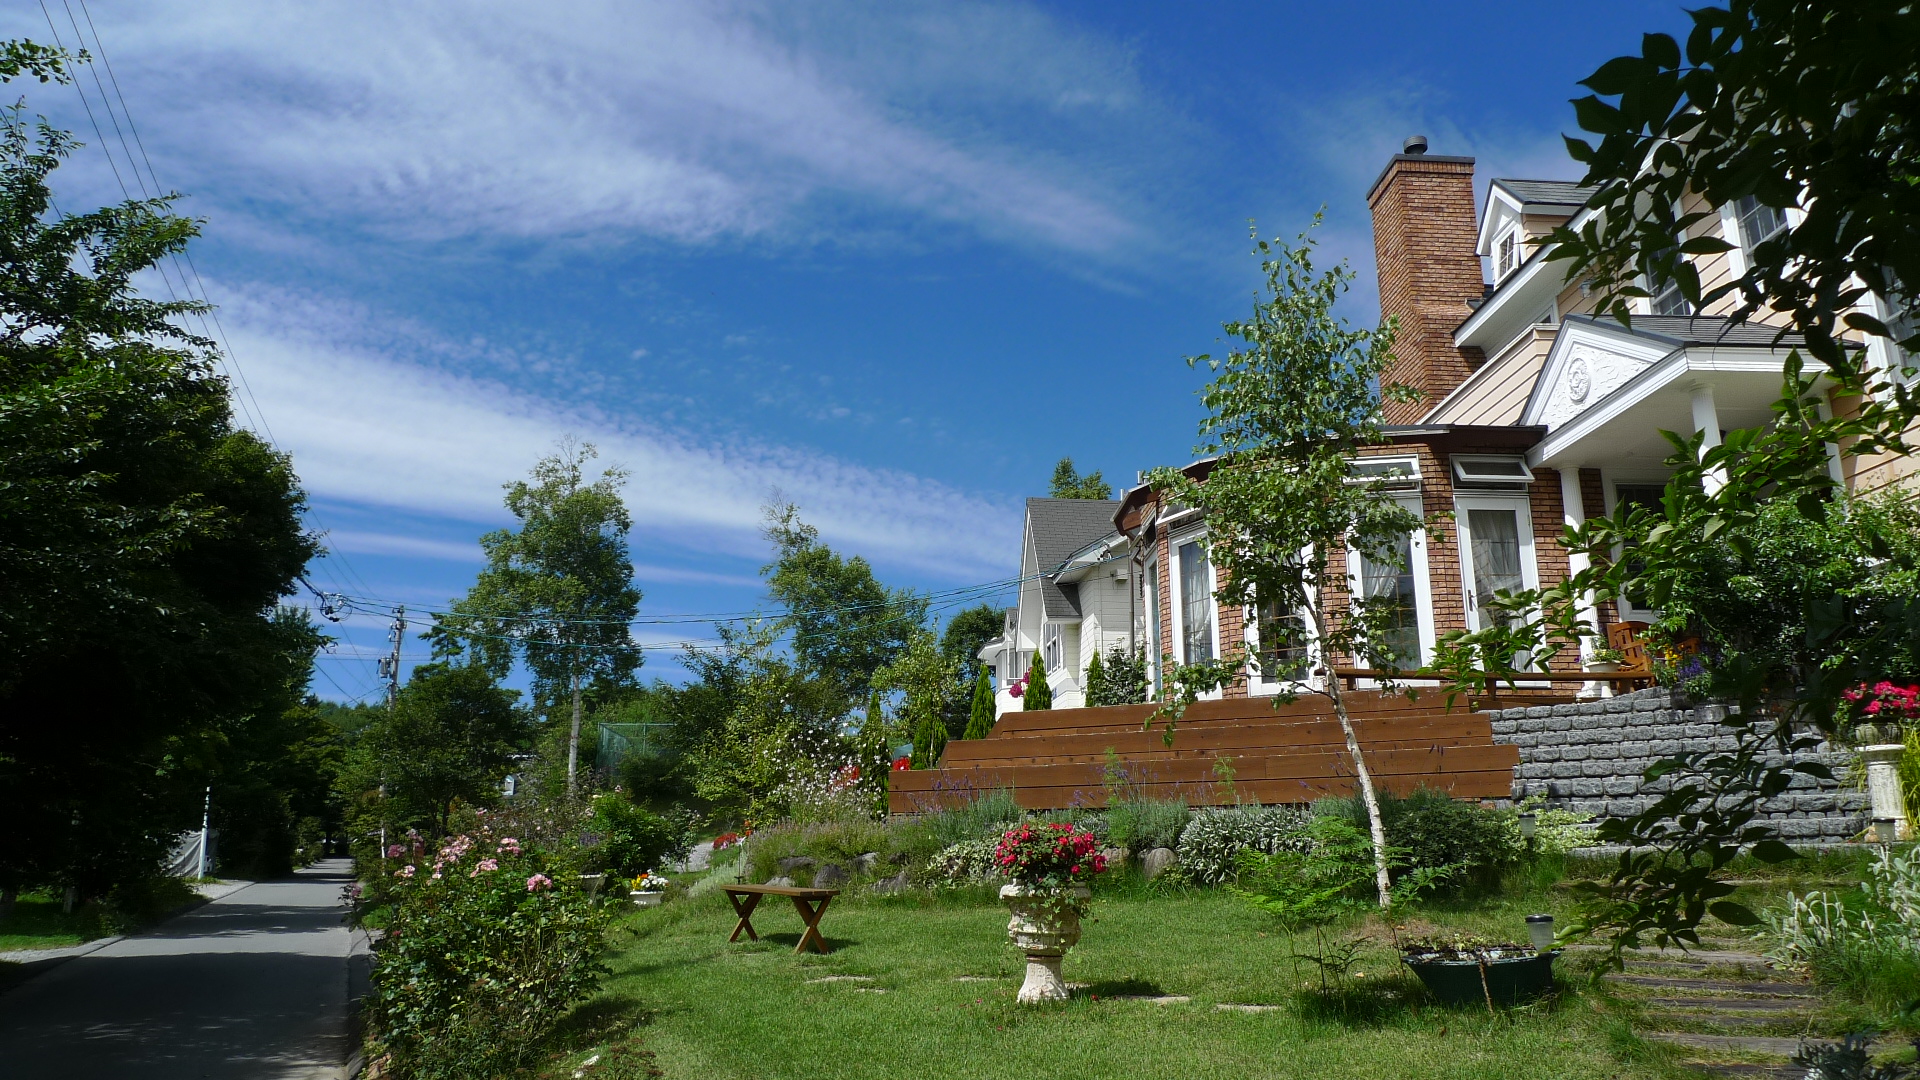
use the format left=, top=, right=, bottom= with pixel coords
left=1403, top=135, right=1429, bottom=155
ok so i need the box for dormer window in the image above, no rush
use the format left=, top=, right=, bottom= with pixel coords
left=1494, top=228, right=1521, bottom=281
left=1734, top=195, right=1788, bottom=254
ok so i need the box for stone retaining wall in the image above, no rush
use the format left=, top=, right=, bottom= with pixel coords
left=1487, top=688, right=1868, bottom=843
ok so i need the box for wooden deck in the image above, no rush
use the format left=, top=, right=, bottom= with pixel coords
left=888, top=690, right=1525, bottom=813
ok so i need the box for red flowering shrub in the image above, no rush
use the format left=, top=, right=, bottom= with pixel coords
left=993, top=822, right=1108, bottom=887
left=1844, top=681, right=1920, bottom=724
left=712, top=831, right=742, bottom=850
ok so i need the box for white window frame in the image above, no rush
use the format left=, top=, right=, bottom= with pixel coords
left=1245, top=590, right=1318, bottom=697
left=1603, top=475, right=1666, bottom=625
left=1454, top=495, right=1542, bottom=664
left=1143, top=551, right=1162, bottom=696
left=1042, top=622, right=1063, bottom=672
left=1732, top=194, right=1788, bottom=257
left=1347, top=455, right=1422, bottom=492
left=1168, top=530, right=1222, bottom=691
left=1494, top=227, right=1521, bottom=282
left=1343, top=495, right=1436, bottom=681
left=1452, top=455, right=1535, bottom=491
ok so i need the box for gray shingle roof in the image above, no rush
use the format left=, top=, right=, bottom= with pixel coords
left=1493, top=178, right=1599, bottom=210
left=1572, top=314, right=1807, bottom=349
left=1026, top=497, right=1120, bottom=621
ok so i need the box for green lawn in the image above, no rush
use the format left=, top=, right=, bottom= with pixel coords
left=0, top=893, right=104, bottom=953
left=569, top=879, right=1687, bottom=1080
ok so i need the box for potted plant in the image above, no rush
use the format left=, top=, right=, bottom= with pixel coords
left=1400, top=933, right=1557, bottom=1009
left=1583, top=645, right=1627, bottom=673
left=628, top=871, right=670, bottom=907
left=994, top=822, right=1108, bottom=1004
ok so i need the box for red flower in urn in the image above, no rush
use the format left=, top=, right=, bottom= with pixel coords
left=993, top=822, right=1107, bottom=888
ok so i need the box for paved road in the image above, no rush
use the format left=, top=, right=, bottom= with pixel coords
left=0, top=859, right=364, bottom=1080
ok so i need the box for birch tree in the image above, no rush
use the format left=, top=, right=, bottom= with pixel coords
left=433, top=441, right=641, bottom=792
left=1147, top=221, right=1422, bottom=909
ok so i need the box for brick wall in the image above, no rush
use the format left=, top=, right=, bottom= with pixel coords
left=1490, top=689, right=1867, bottom=842
left=1368, top=153, right=1488, bottom=423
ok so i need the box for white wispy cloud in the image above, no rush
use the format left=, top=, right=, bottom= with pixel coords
left=220, top=284, right=1021, bottom=581
left=33, top=0, right=1151, bottom=257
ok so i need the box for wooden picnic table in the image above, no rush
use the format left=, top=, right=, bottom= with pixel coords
left=722, top=884, right=841, bottom=955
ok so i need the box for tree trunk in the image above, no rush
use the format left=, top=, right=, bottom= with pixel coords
left=567, top=670, right=582, bottom=793
left=1311, top=603, right=1393, bottom=909
left=0, top=885, right=16, bottom=920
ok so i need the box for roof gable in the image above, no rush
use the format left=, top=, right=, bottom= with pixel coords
left=1023, top=497, right=1119, bottom=621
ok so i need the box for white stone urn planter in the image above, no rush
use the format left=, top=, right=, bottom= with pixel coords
left=1000, top=883, right=1090, bottom=1004
left=629, top=889, right=665, bottom=908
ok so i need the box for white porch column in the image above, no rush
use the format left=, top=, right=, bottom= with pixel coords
left=1559, top=468, right=1605, bottom=699
left=1690, top=383, right=1728, bottom=494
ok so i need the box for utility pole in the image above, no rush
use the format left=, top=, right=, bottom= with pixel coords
left=375, top=606, right=405, bottom=856
left=378, top=605, right=407, bottom=708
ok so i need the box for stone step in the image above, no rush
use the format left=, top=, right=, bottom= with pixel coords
left=1691, top=1065, right=1804, bottom=1080
left=1644, top=1032, right=1805, bottom=1058
left=1644, top=1012, right=1814, bottom=1031
left=1642, top=996, right=1809, bottom=1014
left=1569, top=944, right=1771, bottom=966
left=1605, top=975, right=1816, bottom=998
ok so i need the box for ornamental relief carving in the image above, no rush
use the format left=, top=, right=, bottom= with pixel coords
left=1536, top=342, right=1651, bottom=429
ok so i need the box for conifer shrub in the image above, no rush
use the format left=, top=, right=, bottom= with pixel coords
left=1022, top=652, right=1052, bottom=711
left=964, top=668, right=995, bottom=740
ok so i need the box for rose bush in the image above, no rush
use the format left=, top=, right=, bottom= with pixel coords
left=993, top=822, right=1107, bottom=888
left=365, top=825, right=609, bottom=1079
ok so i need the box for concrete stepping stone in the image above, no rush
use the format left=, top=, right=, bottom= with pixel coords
left=1643, top=1012, right=1810, bottom=1030
left=952, top=975, right=999, bottom=983
left=1215, top=1003, right=1284, bottom=1013
left=1098, top=994, right=1190, bottom=1005
left=1642, top=996, right=1807, bottom=1013
left=1644, top=1032, right=1807, bottom=1057
left=806, top=975, right=874, bottom=984
left=1605, top=975, right=1815, bottom=997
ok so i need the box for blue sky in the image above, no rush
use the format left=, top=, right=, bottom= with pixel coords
left=8, top=0, right=1684, bottom=702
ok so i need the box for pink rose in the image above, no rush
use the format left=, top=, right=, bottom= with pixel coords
left=526, top=874, right=554, bottom=893
left=396, top=865, right=416, bottom=878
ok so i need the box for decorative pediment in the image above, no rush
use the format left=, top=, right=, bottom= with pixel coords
left=1520, top=321, right=1676, bottom=430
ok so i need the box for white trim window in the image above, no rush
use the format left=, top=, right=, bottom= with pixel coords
left=1607, top=481, right=1666, bottom=624
left=1144, top=552, right=1163, bottom=695
left=1455, top=496, right=1542, bottom=670
left=1646, top=243, right=1694, bottom=316
left=1345, top=497, right=1435, bottom=672
left=1247, top=596, right=1314, bottom=694
left=1494, top=227, right=1521, bottom=282
left=1042, top=622, right=1063, bottom=672
left=1173, top=535, right=1218, bottom=664
left=1733, top=194, right=1788, bottom=255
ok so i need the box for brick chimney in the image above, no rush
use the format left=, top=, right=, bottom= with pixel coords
left=1367, top=140, right=1486, bottom=423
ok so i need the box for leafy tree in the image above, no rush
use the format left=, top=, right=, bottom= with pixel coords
left=1548, top=1, right=1920, bottom=376
left=0, top=39, right=77, bottom=83
left=339, top=663, right=527, bottom=839
left=874, top=628, right=959, bottom=767
left=963, top=668, right=996, bottom=740
left=432, top=441, right=641, bottom=792
left=763, top=501, right=927, bottom=709
left=0, top=82, right=319, bottom=902
left=1087, top=645, right=1149, bottom=707
left=1147, top=221, right=1418, bottom=909
left=1428, top=1, right=1920, bottom=962
left=679, top=622, right=847, bottom=818
left=1021, top=650, right=1053, bottom=711
left=1050, top=457, right=1114, bottom=499
left=940, top=602, right=1004, bottom=735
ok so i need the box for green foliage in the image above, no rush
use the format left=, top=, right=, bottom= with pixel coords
left=1146, top=220, right=1421, bottom=907
left=0, top=99, right=320, bottom=899
left=1175, top=805, right=1313, bottom=885
left=763, top=501, right=927, bottom=708
left=963, top=668, right=995, bottom=740
left=1319, top=789, right=1523, bottom=894
left=339, top=663, right=528, bottom=839
left=876, top=628, right=957, bottom=767
left=584, top=795, right=694, bottom=879
left=676, top=622, right=847, bottom=819
left=1049, top=457, right=1113, bottom=500
left=366, top=829, right=609, bottom=1079
left=1085, top=645, right=1149, bottom=707
left=740, top=818, right=892, bottom=886
left=1231, top=816, right=1452, bottom=927
left=1763, top=844, right=1920, bottom=1027
left=923, top=837, right=1002, bottom=886
left=1020, top=650, right=1052, bottom=711
left=1548, top=1, right=1920, bottom=378
left=431, top=440, right=641, bottom=790
left=914, top=788, right=1022, bottom=850
left=1104, top=796, right=1189, bottom=853
left=940, top=603, right=1005, bottom=733
left=0, top=39, right=79, bottom=83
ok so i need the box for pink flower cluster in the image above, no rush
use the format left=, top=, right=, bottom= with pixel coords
left=1844, top=680, right=1920, bottom=722
left=525, top=874, right=554, bottom=893
left=496, top=837, right=522, bottom=856
left=993, top=822, right=1108, bottom=886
